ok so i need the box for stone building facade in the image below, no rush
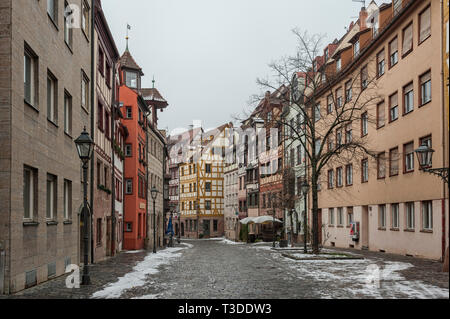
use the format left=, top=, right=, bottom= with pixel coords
left=0, top=0, right=92, bottom=293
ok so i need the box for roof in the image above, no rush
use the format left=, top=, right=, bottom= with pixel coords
left=141, top=88, right=169, bottom=108
left=119, top=50, right=144, bottom=76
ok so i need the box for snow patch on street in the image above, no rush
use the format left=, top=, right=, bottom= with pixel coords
left=124, top=250, right=145, bottom=254
left=91, top=245, right=191, bottom=299
left=220, top=239, right=245, bottom=245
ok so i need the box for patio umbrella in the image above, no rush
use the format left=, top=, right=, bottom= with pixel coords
left=253, top=216, right=283, bottom=224
left=239, top=217, right=256, bottom=225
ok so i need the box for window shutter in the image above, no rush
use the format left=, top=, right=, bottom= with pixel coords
left=390, top=92, right=398, bottom=108
left=390, top=37, right=397, bottom=55
left=420, top=71, right=431, bottom=85
left=377, top=102, right=385, bottom=127
left=402, top=24, right=413, bottom=55
left=419, top=7, right=431, bottom=43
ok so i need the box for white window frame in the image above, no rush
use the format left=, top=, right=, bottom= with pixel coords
left=405, top=202, right=415, bottom=230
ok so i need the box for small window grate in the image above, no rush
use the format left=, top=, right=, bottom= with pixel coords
left=25, top=269, right=37, bottom=288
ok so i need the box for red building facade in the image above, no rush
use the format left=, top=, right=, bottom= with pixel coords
left=118, top=49, right=149, bottom=250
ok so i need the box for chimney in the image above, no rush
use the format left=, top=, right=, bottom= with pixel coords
left=265, top=91, right=271, bottom=100
left=359, top=7, right=368, bottom=30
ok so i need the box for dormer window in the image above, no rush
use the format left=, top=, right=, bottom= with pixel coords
left=336, top=57, right=341, bottom=72
left=354, top=40, right=360, bottom=57
left=324, top=48, right=329, bottom=61
left=126, top=71, right=138, bottom=88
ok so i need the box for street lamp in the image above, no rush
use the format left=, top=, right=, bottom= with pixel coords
left=151, top=186, right=159, bottom=254
left=301, top=180, right=310, bottom=254
left=414, top=142, right=449, bottom=183
left=415, top=142, right=449, bottom=273
left=74, top=127, right=94, bottom=286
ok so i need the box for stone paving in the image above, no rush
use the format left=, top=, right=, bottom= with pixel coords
left=2, top=239, right=449, bottom=299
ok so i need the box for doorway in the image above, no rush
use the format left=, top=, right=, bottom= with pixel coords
left=362, top=206, right=369, bottom=248
left=106, top=217, right=112, bottom=257
left=203, top=220, right=210, bottom=238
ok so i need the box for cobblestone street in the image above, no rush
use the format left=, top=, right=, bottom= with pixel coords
left=5, top=239, right=449, bottom=299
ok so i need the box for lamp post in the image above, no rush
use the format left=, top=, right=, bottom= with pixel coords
left=415, top=142, right=449, bottom=272
left=272, top=194, right=276, bottom=248
left=414, top=142, right=449, bottom=183
left=301, top=180, right=310, bottom=254
left=74, top=128, right=94, bottom=286
left=151, top=186, right=159, bottom=254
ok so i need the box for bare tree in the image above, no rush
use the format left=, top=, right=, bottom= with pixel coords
left=253, top=29, right=382, bottom=254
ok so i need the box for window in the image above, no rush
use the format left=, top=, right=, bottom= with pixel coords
left=347, top=207, right=354, bottom=226
left=345, top=80, right=352, bottom=102
left=377, top=152, right=386, bottom=179
left=361, top=159, right=369, bottom=183
left=296, top=145, right=302, bottom=165
left=126, top=71, right=138, bottom=88
left=64, top=2, right=73, bottom=48
left=24, top=44, right=38, bottom=107
left=315, top=139, right=321, bottom=156
left=97, top=102, right=104, bottom=131
left=205, top=200, right=212, bottom=210
left=419, top=135, right=432, bottom=167
left=105, top=63, right=111, bottom=88
left=419, top=6, right=431, bottom=44
left=81, top=71, right=89, bottom=112
left=105, top=111, right=110, bottom=139
left=125, top=144, right=132, bottom=157
left=314, top=104, right=321, bottom=122
left=328, top=170, right=334, bottom=189
left=327, top=94, right=333, bottom=114
left=205, top=164, right=211, bottom=173
left=98, top=48, right=104, bottom=76
left=327, top=138, right=334, bottom=152
left=405, top=202, right=415, bottom=230
left=389, top=37, right=398, bottom=68
left=361, top=65, right=368, bottom=90
left=336, top=57, right=341, bottom=72
left=389, top=92, right=399, bottom=122
left=361, top=112, right=368, bottom=136
left=336, top=129, right=342, bottom=147
left=125, top=179, right=133, bottom=194
left=324, top=48, right=329, bottom=61
left=47, top=0, right=57, bottom=23
left=327, top=208, right=335, bottom=226
left=377, top=101, right=385, bottom=128
left=47, top=71, right=58, bottom=123
left=23, top=166, right=37, bottom=220
left=403, top=142, right=414, bottom=173
left=213, top=220, right=218, bottom=232
left=336, top=167, right=343, bottom=187
left=46, top=174, right=57, bottom=220
left=337, top=208, right=343, bottom=225
left=205, top=182, right=212, bottom=192
left=393, top=0, right=402, bottom=15
left=420, top=71, right=431, bottom=105
left=379, top=205, right=386, bottom=228
left=336, top=88, right=343, bottom=108
left=422, top=201, right=433, bottom=230
left=354, top=40, right=360, bottom=57
left=125, top=106, right=132, bottom=119
left=82, top=0, right=90, bottom=37
left=64, top=91, right=72, bottom=135
left=97, top=218, right=102, bottom=245
left=402, top=23, right=413, bottom=56
left=64, top=180, right=72, bottom=221
left=389, top=147, right=399, bottom=176
left=391, top=203, right=399, bottom=229
left=401, top=82, right=414, bottom=115
left=377, top=49, right=385, bottom=77
left=345, top=164, right=353, bottom=186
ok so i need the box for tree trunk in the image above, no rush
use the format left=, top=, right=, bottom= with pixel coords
left=311, top=171, right=320, bottom=254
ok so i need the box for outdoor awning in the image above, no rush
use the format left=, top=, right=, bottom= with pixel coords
left=240, top=216, right=283, bottom=225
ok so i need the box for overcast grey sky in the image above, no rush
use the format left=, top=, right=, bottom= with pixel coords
left=102, top=0, right=370, bottom=135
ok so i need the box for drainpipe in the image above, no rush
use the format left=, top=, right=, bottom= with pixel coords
left=110, top=63, right=117, bottom=257
left=90, top=0, right=96, bottom=265
left=145, top=110, right=150, bottom=249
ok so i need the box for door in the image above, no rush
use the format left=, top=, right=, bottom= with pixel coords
left=203, top=220, right=210, bottom=238
left=362, top=206, right=369, bottom=248
left=0, top=249, right=4, bottom=294
left=106, top=217, right=112, bottom=256
left=181, top=222, right=185, bottom=237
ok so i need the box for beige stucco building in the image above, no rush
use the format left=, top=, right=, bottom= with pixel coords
left=313, top=0, right=448, bottom=260
left=0, top=0, right=92, bottom=293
